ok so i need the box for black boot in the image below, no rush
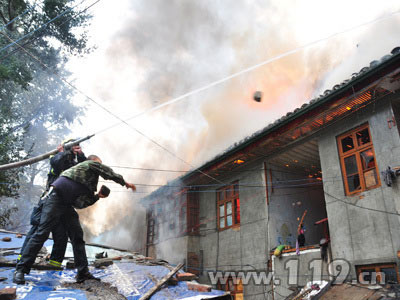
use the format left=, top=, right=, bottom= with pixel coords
left=13, top=271, right=25, bottom=284
left=76, top=271, right=100, bottom=283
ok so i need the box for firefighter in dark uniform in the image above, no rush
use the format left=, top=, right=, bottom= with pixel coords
left=13, top=155, right=136, bottom=284
left=18, top=139, right=86, bottom=269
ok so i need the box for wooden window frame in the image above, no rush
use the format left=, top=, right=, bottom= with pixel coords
left=337, top=123, right=381, bottom=196
left=187, top=191, right=200, bottom=235
left=178, top=191, right=187, bottom=235
left=175, top=189, right=200, bottom=237
left=356, top=263, right=399, bottom=283
left=217, top=181, right=240, bottom=231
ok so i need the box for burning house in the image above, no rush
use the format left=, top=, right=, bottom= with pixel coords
left=140, top=47, right=400, bottom=299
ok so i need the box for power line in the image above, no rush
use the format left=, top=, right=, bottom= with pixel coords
left=3, top=6, right=400, bottom=224
left=109, top=164, right=325, bottom=176
left=94, top=9, right=400, bottom=136
left=324, top=190, right=400, bottom=217
left=103, top=181, right=324, bottom=190
left=66, top=11, right=400, bottom=186
left=109, top=165, right=190, bottom=173
left=3, top=9, right=398, bottom=185
left=0, top=20, right=224, bottom=186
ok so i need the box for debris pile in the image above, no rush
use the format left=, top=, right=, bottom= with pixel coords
left=0, top=230, right=228, bottom=299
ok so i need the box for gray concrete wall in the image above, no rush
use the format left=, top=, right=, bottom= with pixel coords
left=267, top=166, right=327, bottom=248
left=318, top=95, right=400, bottom=278
left=155, top=236, right=188, bottom=266
left=196, top=160, right=272, bottom=300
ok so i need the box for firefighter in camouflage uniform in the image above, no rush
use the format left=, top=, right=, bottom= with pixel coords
left=14, top=155, right=136, bottom=284
left=19, top=139, right=86, bottom=270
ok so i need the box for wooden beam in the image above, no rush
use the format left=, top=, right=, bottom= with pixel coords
left=139, top=263, right=183, bottom=300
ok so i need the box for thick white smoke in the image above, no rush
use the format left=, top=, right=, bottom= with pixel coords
left=67, top=0, right=400, bottom=251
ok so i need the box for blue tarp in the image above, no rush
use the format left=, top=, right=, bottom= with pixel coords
left=96, top=262, right=226, bottom=299
left=0, top=231, right=226, bottom=300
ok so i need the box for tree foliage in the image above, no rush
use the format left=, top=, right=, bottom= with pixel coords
left=0, top=0, right=91, bottom=204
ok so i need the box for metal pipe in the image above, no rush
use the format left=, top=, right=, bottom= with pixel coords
left=0, top=134, right=95, bottom=171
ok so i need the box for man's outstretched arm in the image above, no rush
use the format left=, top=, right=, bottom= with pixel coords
left=89, top=162, right=136, bottom=191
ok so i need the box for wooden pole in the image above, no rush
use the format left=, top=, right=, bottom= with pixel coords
left=139, top=263, right=183, bottom=300
left=0, top=134, right=95, bottom=171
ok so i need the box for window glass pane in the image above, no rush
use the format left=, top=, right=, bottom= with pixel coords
left=219, top=205, right=224, bottom=217
left=347, top=174, right=361, bottom=192
left=381, top=267, right=398, bottom=283
left=218, top=190, right=224, bottom=201
left=219, top=218, right=225, bottom=228
left=235, top=198, right=240, bottom=224
left=360, top=149, right=375, bottom=170
left=341, top=135, right=354, bottom=153
left=227, top=202, right=232, bottom=215
left=356, top=128, right=371, bottom=146
left=227, top=215, right=233, bottom=227
left=364, top=169, right=378, bottom=188
left=344, top=155, right=358, bottom=175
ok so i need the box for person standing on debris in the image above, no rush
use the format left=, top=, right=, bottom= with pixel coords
left=19, top=139, right=87, bottom=270
left=13, top=155, right=136, bottom=284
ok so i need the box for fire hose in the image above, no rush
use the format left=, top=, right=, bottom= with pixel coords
left=0, top=134, right=95, bottom=171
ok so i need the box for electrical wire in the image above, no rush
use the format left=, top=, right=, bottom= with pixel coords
left=3, top=9, right=399, bottom=186
left=0, top=26, right=225, bottom=186
left=109, top=164, right=323, bottom=175
left=324, top=190, right=400, bottom=216
left=4, top=9, right=400, bottom=288
left=93, top=9, right=400, bottom=136
left=100, top=179, right=325, bottom=188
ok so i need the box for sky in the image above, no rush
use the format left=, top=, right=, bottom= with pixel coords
left=64, top=0, right=400, bottom=248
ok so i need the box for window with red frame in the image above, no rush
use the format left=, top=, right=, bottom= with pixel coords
left=217, top=182, right=240, bottom=230
left=176, top=190, right=200, bottom=236
left=187, top=191, right=200, bottom=235
left=337, top=124, right=380, bottom=195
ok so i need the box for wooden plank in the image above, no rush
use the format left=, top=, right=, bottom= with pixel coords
left=139, top=263, right=183, bottom=300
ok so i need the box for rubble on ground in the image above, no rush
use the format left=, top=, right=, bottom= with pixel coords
left=64, top=279, right=126, bottom=300
left=0, top=230, right=229, bottom=299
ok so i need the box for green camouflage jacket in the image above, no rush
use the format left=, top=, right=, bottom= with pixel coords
left=61, top=160, right=125, bottom=193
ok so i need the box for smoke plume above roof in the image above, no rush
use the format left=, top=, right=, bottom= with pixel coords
left=71, top=0, right=400, bottom=249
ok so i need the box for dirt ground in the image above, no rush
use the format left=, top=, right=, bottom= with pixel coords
left=64, top=279, right=127, bottom=300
